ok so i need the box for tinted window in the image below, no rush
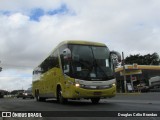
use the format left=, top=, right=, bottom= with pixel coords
left=40, top=50, right=59, bottom=73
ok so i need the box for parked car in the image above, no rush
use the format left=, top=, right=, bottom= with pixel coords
left=17, top=90, right=34, bottom=99
left=149, top=84, right=160, bottom=92
left=136, top=84, right=149, bottom=92
left=140, top=86, right=149, bottom=92
left=22, top=90, right=34, bottom=99
left=140, top=84, right=160, bottom=92
left=17, top=92, right=24, bottom=98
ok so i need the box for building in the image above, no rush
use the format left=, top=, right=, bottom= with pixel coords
left=115, top=64, right=160, bottom=92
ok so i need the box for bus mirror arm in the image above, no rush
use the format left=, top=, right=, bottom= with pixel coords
left=60, top=54, right=64, bottom=69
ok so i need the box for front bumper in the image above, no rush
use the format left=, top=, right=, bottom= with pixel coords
left=66, top=85, right=116, bottom=99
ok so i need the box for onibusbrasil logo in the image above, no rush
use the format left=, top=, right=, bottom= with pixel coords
left=2, top=112, right=42, bottom=118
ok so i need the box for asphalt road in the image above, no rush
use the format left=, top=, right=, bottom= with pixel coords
left=0, top=93, right=160, bottom=120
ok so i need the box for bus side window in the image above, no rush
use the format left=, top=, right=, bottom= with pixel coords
left=64, top=64, right=69, bottom=74
left=53, top=50, right=60, bottom=68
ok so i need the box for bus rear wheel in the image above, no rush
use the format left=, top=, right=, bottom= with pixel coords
left=91, top=98, right=100, bottom=104
left=57, top=88, right=68, bottom=104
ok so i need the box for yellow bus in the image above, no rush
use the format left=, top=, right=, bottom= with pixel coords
left=32, top=40, right=120, bottom=104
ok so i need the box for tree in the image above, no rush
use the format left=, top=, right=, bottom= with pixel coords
left=125, top=52, right=160, bottom=65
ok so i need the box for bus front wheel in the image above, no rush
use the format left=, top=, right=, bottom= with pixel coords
left=35, top=90, right=45, bottom=102
left=57, top=88, right=68, bottom=104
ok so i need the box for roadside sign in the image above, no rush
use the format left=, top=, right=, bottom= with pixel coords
left=120, top=70, right=142, bottom=76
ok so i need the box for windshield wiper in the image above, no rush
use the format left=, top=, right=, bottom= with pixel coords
left=94, top=60, right=109, bottom=79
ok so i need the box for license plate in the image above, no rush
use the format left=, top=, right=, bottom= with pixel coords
left=93, top=92, right=102, bottom=95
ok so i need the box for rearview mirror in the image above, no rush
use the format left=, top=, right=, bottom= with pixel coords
left=63, top=48, right=71, bottom=60
left=110, top=51, right=121, bottom=62
left=110, top=51, right=121, bottom=68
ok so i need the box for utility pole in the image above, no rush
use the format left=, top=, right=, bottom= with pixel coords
left=0, top=61, right=2, bottom=72
left=122, top=52, right=127, bottom=93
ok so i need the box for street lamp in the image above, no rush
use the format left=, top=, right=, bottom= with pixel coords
left=0, top=61, right=2, bottom=72
left=122, top=52, right=127, bottom=93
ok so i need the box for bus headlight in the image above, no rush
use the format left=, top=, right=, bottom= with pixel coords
left=75, top=83, right=80, bottom=87
left=109, top=83, right=116, bottom=87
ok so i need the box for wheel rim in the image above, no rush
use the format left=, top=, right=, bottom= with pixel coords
left=36, top=94, right=39, bottom=101
left=59, top=90, right=63, bottom=103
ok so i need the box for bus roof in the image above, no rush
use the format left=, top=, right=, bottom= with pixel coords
left=57, top=40, right=106, bottom=47
left=33, top=40, right=107, bottom=70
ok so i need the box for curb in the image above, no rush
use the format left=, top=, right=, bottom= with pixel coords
left=116, top=92, right=141, bottom=95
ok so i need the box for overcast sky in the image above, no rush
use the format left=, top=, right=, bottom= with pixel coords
left=0, top=0, right=160, bottom=91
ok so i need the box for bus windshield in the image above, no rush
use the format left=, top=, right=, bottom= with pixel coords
left=69, top=45, right=114, bottom=81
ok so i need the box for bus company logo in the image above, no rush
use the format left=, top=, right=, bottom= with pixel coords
left=2, top=112, right=11, bottom=117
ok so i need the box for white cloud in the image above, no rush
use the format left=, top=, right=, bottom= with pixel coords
left=0, top=0, right=160, bottom=90
left=8, top=13, right=29, bottom=27
left=0, top=0, right=62, bottom=12
left=0, top=69, right=32, bottom=91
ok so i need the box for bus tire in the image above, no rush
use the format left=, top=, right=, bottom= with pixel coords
left=35, top=90, right=39, bottom=101
left=36, top=94, right=40, bottom=101
left=35, top=90, right=45, bottom=102
left=91, top=98, right=100, bottom=104
left=57, top=87, right=68, bottom=104
left=37, top=95, right=45, bottom=102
